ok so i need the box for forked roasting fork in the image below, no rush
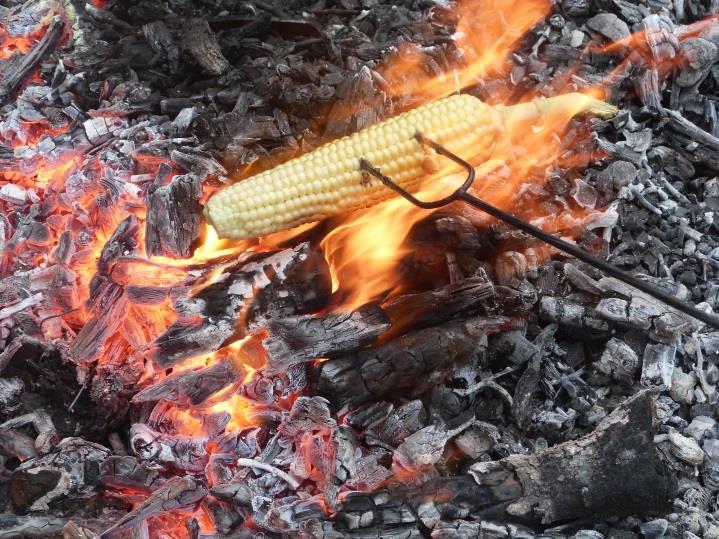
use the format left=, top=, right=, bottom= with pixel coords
left=359, top=132, right=719, bottom=330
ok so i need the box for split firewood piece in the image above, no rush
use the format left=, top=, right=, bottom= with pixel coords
left=314, top=316, right=509, bottom=408
left=263, top=304, right=390, bottom=371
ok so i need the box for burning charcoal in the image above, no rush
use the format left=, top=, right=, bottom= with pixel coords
left=489, top=330, right=538, bottom=366
left=641, top=343, right=676, bottom=388
left=208, top=500, right=246, bottom=535
left=0, top=408, right=58, bottom=455
left=83, top=117, right=119, bottom=146
left=494, top=251, right=527, bottom=285
left=0, top=376, right=23, bottom=413
left=454, top=422, right=501, bottom=459
left=99, top=455, right=161, bottom=492
left=150, top=243, right=330, bottom=367
left=314, top=316, right=509, bottom=408
left=539, top=297, right=610, bottom=336
left=181, top=18, right=229, bottom=76
left=263, top=305, right=390, bottom=371
left=660, top=429, right=705, bottom=466
left=142, top=21, right=180, bottom=74
left=170, top=148, right=227, bottom=179
left=0, top=16, right=63, bottom=107
left=70, top=216, right=140, bottom=364
left=669, top=369, right=697, bottom=404
left=0, top=516, right=70, bottom=538
left=374, top=400, right=427, bottom=446
left=586, top=13, right=630, bottom=42
left=594, top=337, right=640, bottom=382
left=676, top=38, right=717, bottom=88
left=513, top=354, right=542, bottom=431
left=597, top=161, right=638, bottom=192
left=0, top=428, right=37, bottom=461
left=467, top=390, right=676, bottom=524
left=132, top=360, right=238, bottom=406
left=98, top=476, right=207, bottom=539
left=393, top=419, right=473, bottom=481
left=9, top=438, right=111, bottom=513
left=130, top=424, right=208, bottom=473
left=563, top=263, right=602, bottom=295
left=145, top=173, right=203, bottom=258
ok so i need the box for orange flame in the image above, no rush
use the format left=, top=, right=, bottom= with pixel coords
left=320, top=0, right=614, bottom=310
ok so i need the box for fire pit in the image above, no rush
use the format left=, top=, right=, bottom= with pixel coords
left=1, top=0, right=719, bottom=537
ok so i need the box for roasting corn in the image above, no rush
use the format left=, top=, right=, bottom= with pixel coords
left=206, top=92, right=616, bottom=240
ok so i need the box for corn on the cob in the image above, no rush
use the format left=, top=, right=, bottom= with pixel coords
left=206, top=92, right=616, bottom=240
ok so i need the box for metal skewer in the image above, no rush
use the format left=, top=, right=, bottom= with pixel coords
left=359, top=132, right=719, bottom=330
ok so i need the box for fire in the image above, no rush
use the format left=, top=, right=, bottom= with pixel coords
left=5, top=0, right=716, bottom=535
left=379, top=0, right=552, bottom=106
left=320, top=0, right=614, bottom=310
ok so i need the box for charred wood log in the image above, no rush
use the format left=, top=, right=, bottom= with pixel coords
left=263, top=304, right=390, bottom=371
left=149, top=242, right=330, bottom=367
left=313, top=316, right=509, bottom=408
left=402, top=391, right=677, bottom=526
left=381, top=276, right=495, bottom=339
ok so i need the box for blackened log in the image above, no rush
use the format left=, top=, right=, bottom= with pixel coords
left=181, top=18, right=229, bottom=76
left=149, top=242, right=330, bottom=367
left=263, top=305, right=390, bottom=371
left=468, top=390, right=676, bottom=525
left=381, top=276, right=495, bottom=339
left=314, top=316, right=508, bottom=408
left=145, top=173, right=203, bottom=259
left=0, top=17, right=64, bottom=107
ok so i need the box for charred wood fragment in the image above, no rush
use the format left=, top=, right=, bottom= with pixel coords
left=145, top=173, right=203, bottom=259
left=263, top=304, right=390, bottom=371
left=181, top=18, right=229, bottom=76
left=468, top=390, right=676, bottom=525
left=0, top=17, right=63, bottom=107
left=314, top=316, right=508, bottom=408
left=149, top=242, right=330, bottom=367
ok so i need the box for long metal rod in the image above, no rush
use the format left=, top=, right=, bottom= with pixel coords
left=360, top=133, right=719, bottom=330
